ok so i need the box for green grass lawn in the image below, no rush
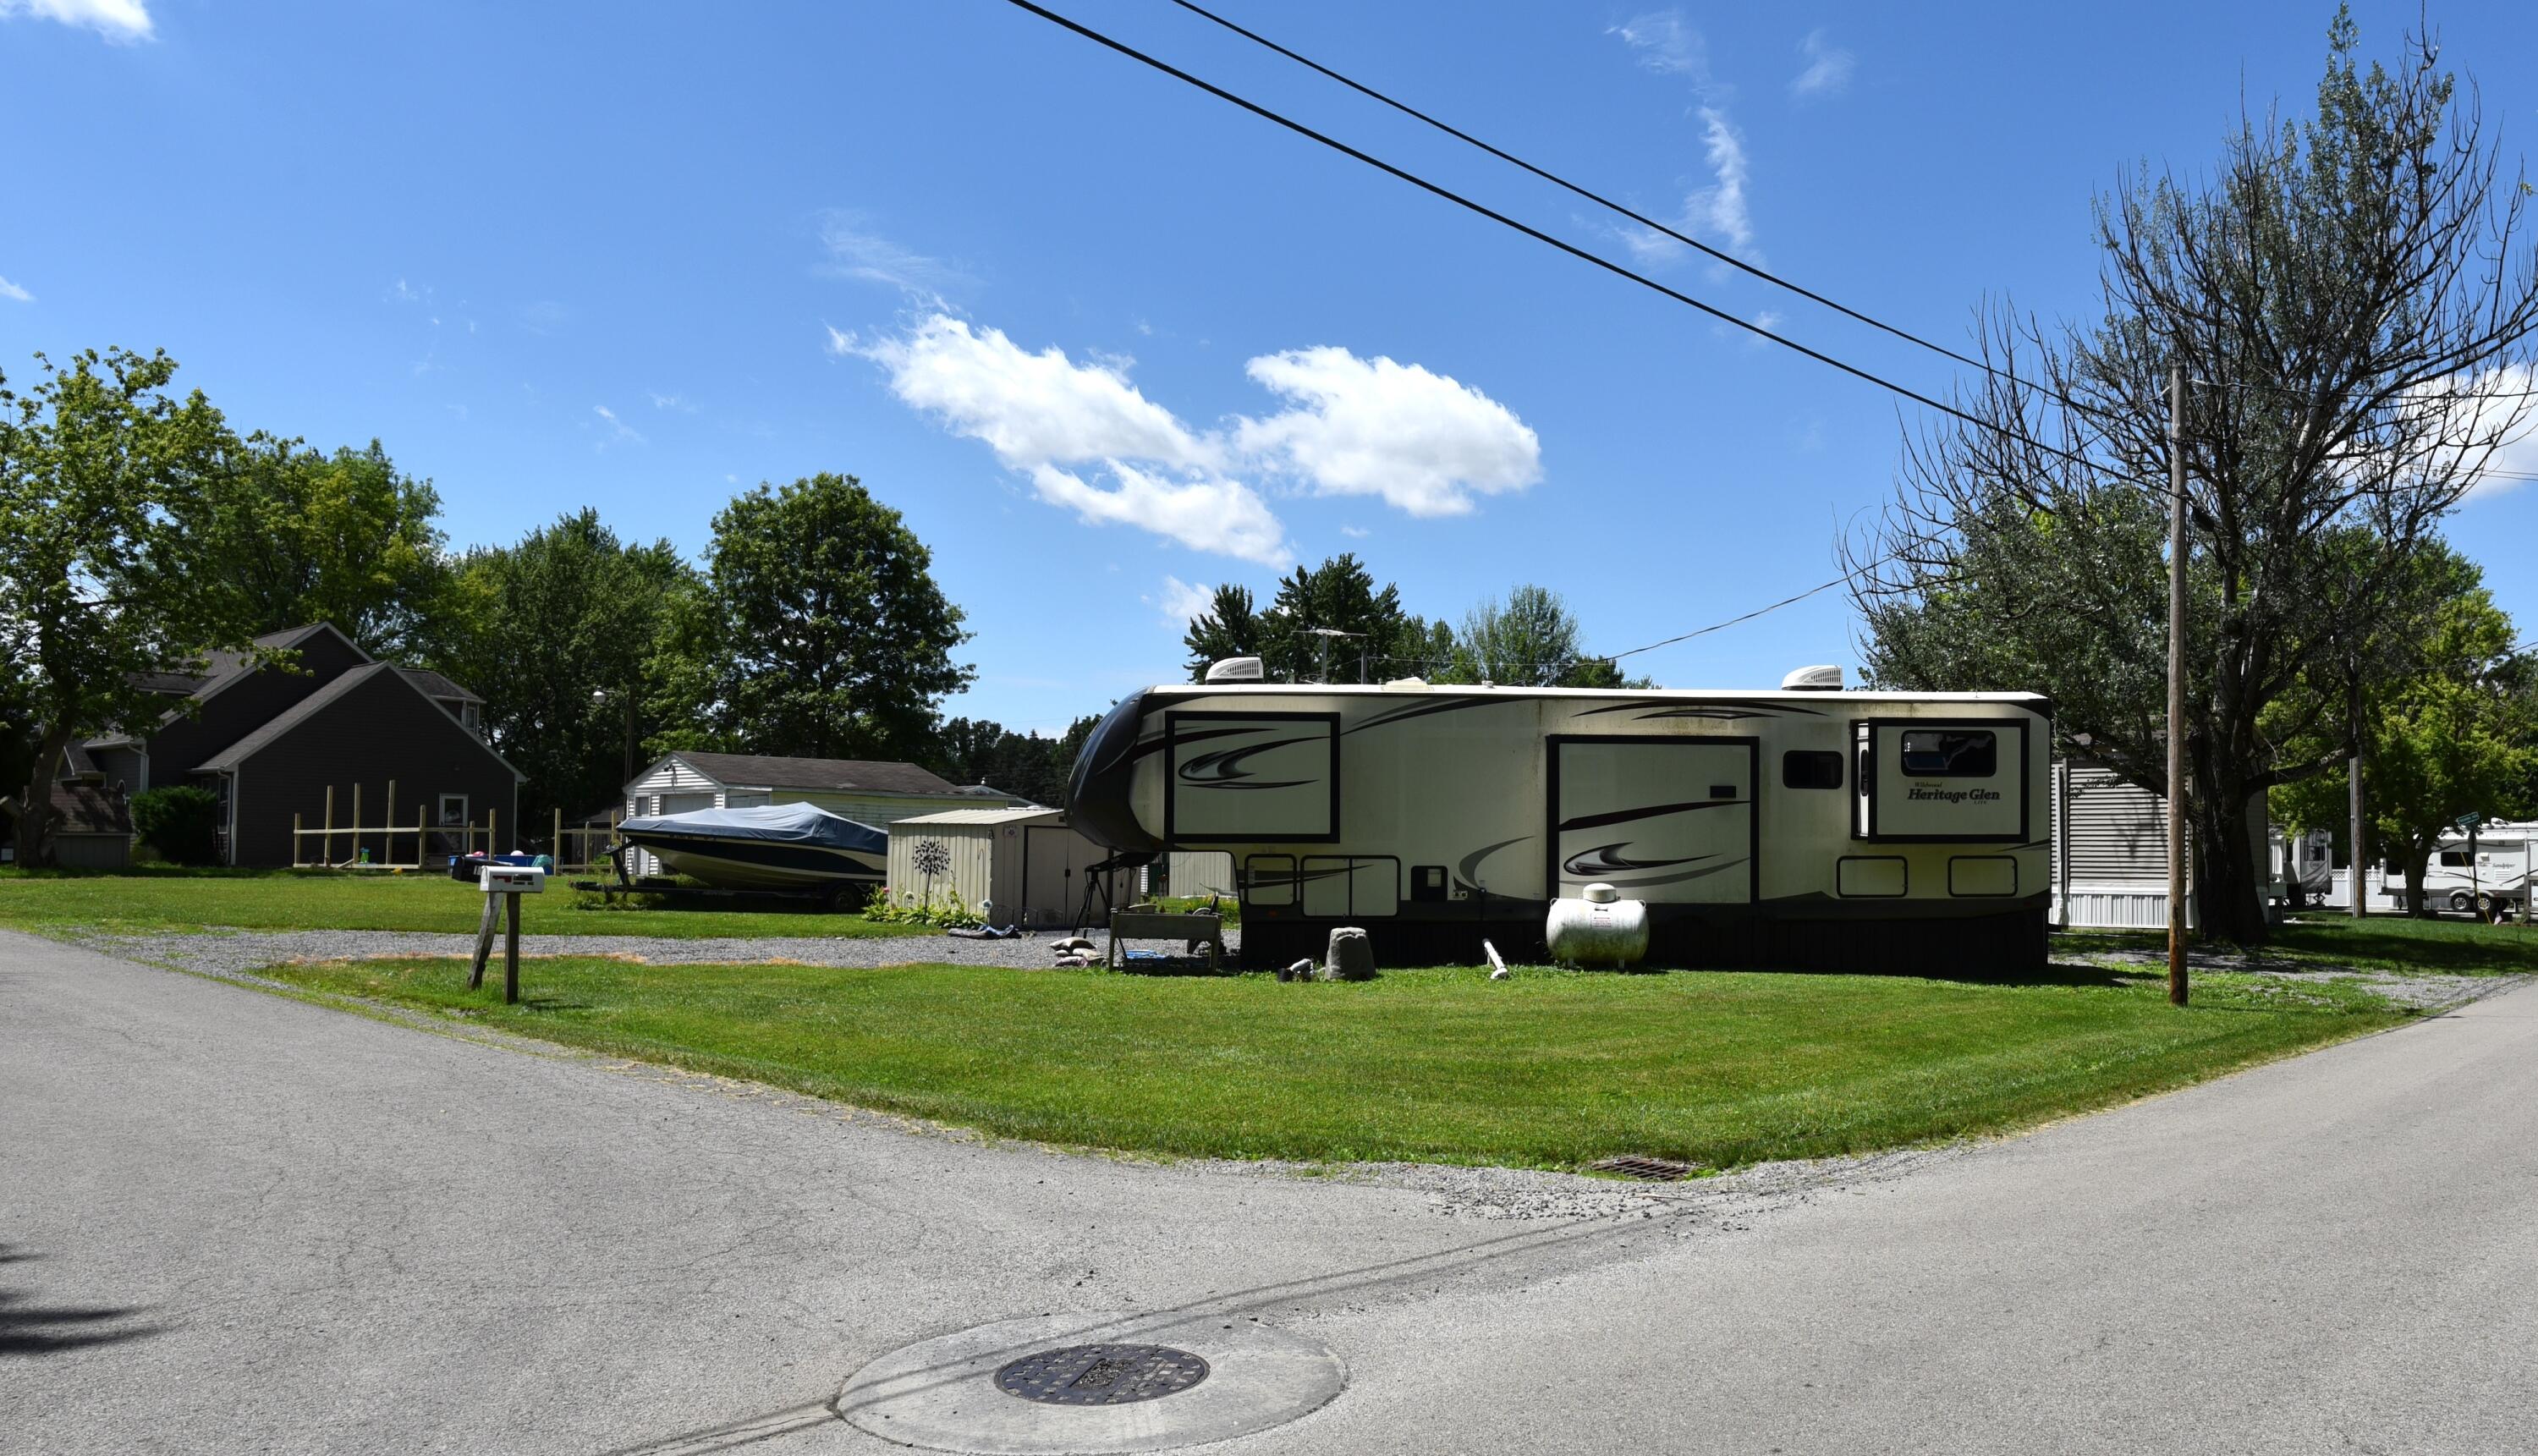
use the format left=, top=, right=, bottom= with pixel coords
left=2061, top=912, right=2538, bottom=976
left=0, top=867, right=924, bottom=939
left=261, top=953, right=2414, bottom=1170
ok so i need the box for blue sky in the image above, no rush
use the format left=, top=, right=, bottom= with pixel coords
left=8, top=0, right=2538, bottom=734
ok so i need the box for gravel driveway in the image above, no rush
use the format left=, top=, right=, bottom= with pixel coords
left=57, top=925, right=1239, bottom=978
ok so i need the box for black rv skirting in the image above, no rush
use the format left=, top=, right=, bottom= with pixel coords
left=1239, top=903, right=2052, bottom=977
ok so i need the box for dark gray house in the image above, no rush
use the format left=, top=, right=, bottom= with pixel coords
left=80, top=624, right=519, bottom=866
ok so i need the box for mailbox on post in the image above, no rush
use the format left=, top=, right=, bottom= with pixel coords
left=469, top=863, right=545, bottom=1003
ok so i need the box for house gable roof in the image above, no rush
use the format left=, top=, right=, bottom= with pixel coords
left=396, top=668, right=483, bottom=706
left=194, top=662, right=525, bottom=782
left=183, top=624, right=370, bottom=702
left=663, top=752, right=964, bottom=797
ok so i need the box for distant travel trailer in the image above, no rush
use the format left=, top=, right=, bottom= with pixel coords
left=1065, top=663, right=2052, bottom=972
left=2383, top=821, right=2537, bottom=915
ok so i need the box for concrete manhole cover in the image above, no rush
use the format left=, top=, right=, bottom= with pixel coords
left=838, top=1312, right=1343, bottom=1454
left=996, top=1344, right=1211, bottom=1406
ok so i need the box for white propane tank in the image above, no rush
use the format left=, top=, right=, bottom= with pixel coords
left=1544, top=882, right=1650, bottom=967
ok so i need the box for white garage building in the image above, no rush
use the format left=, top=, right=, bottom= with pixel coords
left=885, top=807, right=1144, bottom=931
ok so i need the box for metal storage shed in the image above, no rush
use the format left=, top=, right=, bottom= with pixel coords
left=886, top=808, right=1142, bottom=930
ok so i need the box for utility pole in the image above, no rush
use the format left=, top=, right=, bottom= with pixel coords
left=2167, top=363, right=2190, bottom=1008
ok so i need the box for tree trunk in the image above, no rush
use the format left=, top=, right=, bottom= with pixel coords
left=14, top=724, right=74, bottom=868
left=2403, top=846, right=2438, bottom=919
left=2191, top=790, right=2272, bottom=945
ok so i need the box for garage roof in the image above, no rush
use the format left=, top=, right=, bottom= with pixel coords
left=892, top=807, right=1063, bottom=827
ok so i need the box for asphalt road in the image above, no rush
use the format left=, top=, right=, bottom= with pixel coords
left=5, top=931, right=2533, bottom=1454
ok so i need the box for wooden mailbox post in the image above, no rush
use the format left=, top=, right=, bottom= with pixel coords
left=467, top=864, right=544, bottom=1004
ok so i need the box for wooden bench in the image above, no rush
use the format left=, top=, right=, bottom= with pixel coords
left=1107, top=908, right=1226, bottom=972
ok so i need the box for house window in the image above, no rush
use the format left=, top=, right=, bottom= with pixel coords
left=438, top=794, right=469, bottom=827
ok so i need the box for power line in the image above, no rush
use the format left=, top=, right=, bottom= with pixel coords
left=996, top=0, right=2123, bottom=482
left=1165, top=0, right=2017, bottom=387
left=1604, top=574, right=1855, bottom=662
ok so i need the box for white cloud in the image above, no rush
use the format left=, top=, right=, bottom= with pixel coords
left=1030, top=464, right=1288, bottom=566
left=1790, top=29, right=1854, bottom=99
left=648, top=392, right=694, bottom=412
left=858, top=315, right=1217, bottom=472
left=0, top=275, right=30, bottom=304
left=824, top=324, right=854, bottom=357
left=592, top=404, right=646, bottom=448
left=1607, top=15, right=1758, bottom=262
left=1608, top=11, right=1705, bottom=78
left=816, top=210, right=966, bottom=297
left=853, top=314, right=1537, bottom=559
left=1150, top=574, right=1217, bottom=629
left=1238, top=348, right=1541, bottom=518
left=1339, top=525, right=1370, bottom=539
left=0, top=0, right=150, bottom=40
left=1684, top=107, right=1755, bottom=254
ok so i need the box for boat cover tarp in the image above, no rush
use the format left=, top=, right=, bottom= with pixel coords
left=618, top=803, right=886, bottom=855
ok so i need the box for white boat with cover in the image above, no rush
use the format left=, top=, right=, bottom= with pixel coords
left=613, top=802, right=888, bottom=891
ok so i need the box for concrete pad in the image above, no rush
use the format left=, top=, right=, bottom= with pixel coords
left=836, top=1311, right=1344, bottom=1453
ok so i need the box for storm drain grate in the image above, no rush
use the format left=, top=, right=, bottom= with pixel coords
left=994, top=1343, right=1212, bottom=1406
left=1590, top=1155, right=1701, bottom=1182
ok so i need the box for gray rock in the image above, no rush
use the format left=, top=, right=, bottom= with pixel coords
left=1322, top=926, right=1376, bottom=981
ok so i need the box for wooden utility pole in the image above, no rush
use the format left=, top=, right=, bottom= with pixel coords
left=2167, top=363, right=2190, bottom=1007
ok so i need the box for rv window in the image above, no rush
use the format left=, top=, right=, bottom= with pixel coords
left=2439, top=849, right=2473, bottom=867
left=1782, top=750, right=1844, bottom=790
left=1898, top=730, right=1997, bottom=777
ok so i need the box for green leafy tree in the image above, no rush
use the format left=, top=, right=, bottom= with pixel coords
left=221, top=439, right=451, bottom=655
left=666, top=473, right=972, bottom=761
left=1456, top=585, right=1585, bottom=687
left=1849, top=14, right=2538, bottom=942
left=1182, top=584, right=1264, bottom=679
left=1260, top=553, right=1405, bottom=684
left=928, top=715, right=1098, bottom=805
left=2275, top=585, right=2535, bottom=915
left=428, top=509, right=691, bottom=828
left=0, top=349, right=263, bottom=865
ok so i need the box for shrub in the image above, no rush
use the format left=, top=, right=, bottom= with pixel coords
left=130, top=785, right=222, bottom=866
left=862, top=883, right=986, bottom=930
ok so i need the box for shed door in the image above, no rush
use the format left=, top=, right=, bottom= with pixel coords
left=1025, top=825, right=1106, bottom=922
left=1550, top=739, right=1755, bottom=904
left=660, top=792, right=716, bottom=816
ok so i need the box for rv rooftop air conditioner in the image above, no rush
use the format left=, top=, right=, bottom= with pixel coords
left=1781, top=664, right=1843, bottom=691
left=1204, top=656, right=1266, bottom=683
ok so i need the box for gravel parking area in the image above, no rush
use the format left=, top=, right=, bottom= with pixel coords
left=58, top=925, right=1239, bottom=978
left=2071, top=944, right=2528, bottom=1011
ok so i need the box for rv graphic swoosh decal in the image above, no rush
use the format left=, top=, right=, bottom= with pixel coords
left=1568, top=701, right=1825, bottom=718
left=1562, top=843, right=1714, bottom=876
left=1574, top=857, right=1750, bottom=890
left=1344, top=696, right=1508, bottom=734
left=1556, top=799, right=1737, bottom=833
left=1178, top=735, right=1320, bottom=790
left=1454, top=835, right=1530, bottom=893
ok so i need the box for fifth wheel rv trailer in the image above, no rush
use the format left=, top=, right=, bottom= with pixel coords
left=1065, top=662, right=2052, bottom=973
